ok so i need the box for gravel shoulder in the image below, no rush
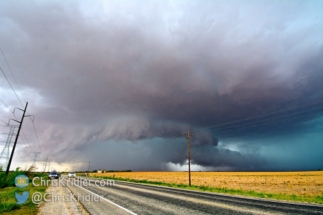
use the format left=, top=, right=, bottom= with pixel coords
left=37, top=179, right=89, bottom=215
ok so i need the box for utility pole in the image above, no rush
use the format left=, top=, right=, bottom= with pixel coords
left=43, top=157, right=48, bottom=172
left=0, top=125, right=18, bottom=170
left=32, top=152, right=40, bottom=167
left=87, top=161, right=91, bottom=173
left=183, top=131, right=192, bottom=186
left=6, top=102, right=28, bottom=175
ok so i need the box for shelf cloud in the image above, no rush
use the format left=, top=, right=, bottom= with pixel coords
left=0, top=0, right=322, bottom=171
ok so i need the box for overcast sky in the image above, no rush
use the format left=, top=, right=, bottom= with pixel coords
left=0, top=0, right=322, bottom=172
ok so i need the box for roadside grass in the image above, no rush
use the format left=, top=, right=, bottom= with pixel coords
left=0, top=173, right=49, bottom=214
left=93, top=175, right=323, bottom=204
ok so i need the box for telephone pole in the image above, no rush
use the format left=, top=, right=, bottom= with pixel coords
left=43, top=157, right=48, bottom=172
left=6, top=102, right=28, bottom=175
left=183, top=131, right=192, bottom=186
left=87, top=161, right=91, bottom=173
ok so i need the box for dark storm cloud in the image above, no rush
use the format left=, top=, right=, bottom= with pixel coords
left=0, top=0, right=322, bottom=170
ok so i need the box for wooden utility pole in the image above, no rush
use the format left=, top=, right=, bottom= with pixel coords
left=6, top=102, right=28, bottom=175
left=87, top=161, right=91, bottom=173
left=183, top=131, right=192, bottom=186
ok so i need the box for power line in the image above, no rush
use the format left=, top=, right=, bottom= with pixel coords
left=31, top=119, right=42, bottom=152
left=0, top=101, right=36, bottom=159
left=43, top=157, right=48, bottom=172
left=18, top=138, right=36, bottom=156
left=0, top=67, right=24, bottom=107
left=16, top=141, right=34, bottom=160
left=0, top=99, right=13, bottom=112
left=195, top=109, right=323, bottom=138
left=1, top=99, right=39, bottom=154
left=0, top=119, right=8, bottom=125
left=0, top=122, right=34, bottom=160
left=31, top=151, right=40, bottom=166
left=194, top=101, right=323, bottom=133
left=192, top=101, right=323, bottom=139
left=15, top=151, right=30, bottom=163
left=0, top=125, right=16, bottom=170
left=1, top=46, right=42, bottom=152
left=11, top=111, right=37, bottom=154
left=215, top=110, right=323, bottom=134
left=198, top=99, right=323, bottom=131
left=6, top=102, right=28, bottom=175
left=0, top=122, right=34, bottom=159
left=0, top=46, right=26, bottom=105
left=207, top=107, right=323, bottom=133
left=19, top=145, right=34, bottom=160
left=16, top=115, right=42, bottom=153
left=1, top=111, right=38, bottom=156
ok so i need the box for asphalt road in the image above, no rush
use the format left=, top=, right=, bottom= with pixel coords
left=64, top=176, right=323, bottom=215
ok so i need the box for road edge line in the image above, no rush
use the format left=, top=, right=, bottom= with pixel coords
left=72, top=181, right=137, bottom=215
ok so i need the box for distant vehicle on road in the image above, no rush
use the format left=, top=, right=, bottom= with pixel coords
left=48, top=171, right=59, bottom=179
left=68, top=172, right=76, bottom=178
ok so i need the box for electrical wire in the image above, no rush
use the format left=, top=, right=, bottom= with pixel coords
left=0, top=67, right=24, bottom=107
left=1, top=103, right=40, bottom=156
left=0, top=119, right=8, bottom=125
left=0, top=98, right=13, bottom=113
left=1, top=47, right=42, bottom=153
left=17, top=142, right=34, bottom=160
left=31, top=119, right=42, bottom=151
left=0, top=47, right=26, bottom=104
left=15, top=151, right=30, bottom=163
left=193, top=102, right=323, bottom=138
left=211, top=110, right=323, bottom=134
left=207, top=107, right=322, bottom=133
left=0, top=98, right=37, bottom=157
left=197, top=99, right=323, bottom=131
left=18, top=137, right=36, bottom=155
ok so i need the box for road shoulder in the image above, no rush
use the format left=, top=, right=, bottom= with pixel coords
left=37, top=180, right=89, bottom=215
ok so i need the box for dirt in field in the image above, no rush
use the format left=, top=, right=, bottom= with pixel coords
left=90, top=171, right=323, bottom=197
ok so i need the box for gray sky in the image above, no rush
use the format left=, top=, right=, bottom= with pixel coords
left=0, top=0, right=322, bottom=172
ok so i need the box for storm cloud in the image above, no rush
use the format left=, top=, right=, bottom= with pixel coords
left=0, top=0, right=322, bottom=171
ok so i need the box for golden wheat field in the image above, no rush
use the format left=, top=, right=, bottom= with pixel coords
left=91, top=171, right=323, bottom=197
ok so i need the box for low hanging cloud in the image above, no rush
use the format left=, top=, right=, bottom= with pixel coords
left=98, top=118, right=190, bottom=142
left=0, top=0, right=322, bottom=171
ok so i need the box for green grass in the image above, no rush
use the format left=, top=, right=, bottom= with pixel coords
left=0, top=187, right=21, bottom=212
left=0, top=173, right=49, bottom=214
left=93, top=175, right=323, bottom=204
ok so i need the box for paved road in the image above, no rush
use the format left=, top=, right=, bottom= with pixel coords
left=64, top=177, right=323, bottom=215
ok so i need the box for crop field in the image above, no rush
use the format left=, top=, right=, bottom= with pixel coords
left=91, top=171, right=323, bottom=198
